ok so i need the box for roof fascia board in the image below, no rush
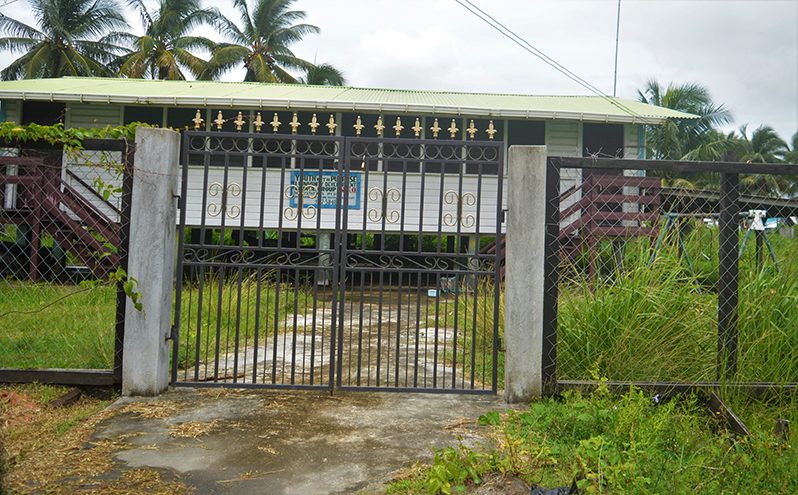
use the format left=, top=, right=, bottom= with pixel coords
left=0, top=91, right=668, bottom=124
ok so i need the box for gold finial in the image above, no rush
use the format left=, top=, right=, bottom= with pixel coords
left=353, top=115, right=364, bottom=136
left=289, top=112, right=300, bottom=134
left=213, top=111, right=226, bottom=130
left=192, top=109, right=204, bottom=130
left=466, top=120, right=478, bottom=140
left=486, top=120, right=497, bottom=140
left=233, top=112, right=246, bottom=131
left=411, top=118, right=422, bottom=137
left=326, top=114, right=337, bottom=135
left=448, top=119, right=459, bottom=139
left=430, top=118, right=441, bottom=139
left=374, top=116, right=385, bottom=137
left=253, top=112, right=264, bottom=132
left=264, top=113, right=277, bottom=132
left=308, top=113, right=320, bottom=134
left=393, top=117, right=404, bottom=137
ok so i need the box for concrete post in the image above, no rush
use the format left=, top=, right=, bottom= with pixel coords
left=122, top=128, right=180, bottom=396
left=504, top=146, right=547, bottom=403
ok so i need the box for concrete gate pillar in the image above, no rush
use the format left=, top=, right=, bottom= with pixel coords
left=122, top=127, right=180, bottom=396
left=504, top=146, right=548, bottom=403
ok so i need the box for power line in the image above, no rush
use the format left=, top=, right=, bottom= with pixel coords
left=454, top=0, right=645, bottom=122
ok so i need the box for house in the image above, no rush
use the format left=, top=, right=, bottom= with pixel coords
left=0, top=77, right=695, bottom=279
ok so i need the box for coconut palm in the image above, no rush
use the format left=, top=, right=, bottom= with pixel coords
left=116, top=0, right=217, bottom=80
left=0, top=0, right=129, bottom=80
left=733, top=125, right=792, bottom=197
left=298, top=63, right=345, bottom=86
left=200, top=0, right=331, bottom=83
left=782, top=131, right=798, bottom=164
left=638, top=80, right=732, bottom=160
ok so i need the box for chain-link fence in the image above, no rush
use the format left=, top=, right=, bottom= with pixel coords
left=544, top=157, right=798, bottom=390
left=0, top=140, right=131, bottom=384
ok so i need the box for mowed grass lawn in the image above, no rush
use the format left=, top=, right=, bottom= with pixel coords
left=0, top=282, right=117, bottom=369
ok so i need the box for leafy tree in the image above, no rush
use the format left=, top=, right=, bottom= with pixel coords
left=0, top=0, right=128, bottom=80
left=638, top=79, right=732, bottom=160
left=117, top=0, right=217, bottom=80
left=736, top=124, right=788, bottom=164
left=200, top=0, right=334, bottom=83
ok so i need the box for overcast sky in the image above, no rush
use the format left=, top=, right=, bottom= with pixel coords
left=1, top=0, right=796, bottom=141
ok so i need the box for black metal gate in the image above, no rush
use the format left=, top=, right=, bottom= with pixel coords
left=172, top=131, right=504, bottom=393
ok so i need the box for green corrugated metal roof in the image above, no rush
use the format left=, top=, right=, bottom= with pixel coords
left=0, top=77, right=698, bottom=124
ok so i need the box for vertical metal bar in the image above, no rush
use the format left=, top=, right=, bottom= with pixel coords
left=171, top=137, right=189, bottom=384
left=116, top=142, right=134, bottom=385
left=232, top=152, right=249, bottom=382
left=541, top=157, right=560, bottom=395
left=718, top=172, right=739, bottom=379
left=330, top=137, right=346, bottom=390
left=491, top=146, right=505, bottom=393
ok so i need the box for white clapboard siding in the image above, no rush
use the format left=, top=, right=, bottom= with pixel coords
left=182, top=167, right=508, bottom=234
left=63, top=154, right=123, bottom=223
left=66, top=103, right=123, bottom=129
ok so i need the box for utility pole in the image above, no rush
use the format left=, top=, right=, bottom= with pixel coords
left=613, top=0, right=621, bottom=96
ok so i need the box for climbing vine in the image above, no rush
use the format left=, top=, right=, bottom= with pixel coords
left=1, top=121, right=149, bottom=311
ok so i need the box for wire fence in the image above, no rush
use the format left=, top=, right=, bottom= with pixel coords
left=0, top=140, right=132, bottom=384
left=544, top=157, right=798, bottom=390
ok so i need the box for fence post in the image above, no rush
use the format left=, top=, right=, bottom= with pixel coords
left=504, top=145, right=548, bottom=402
left=122, top=128, right=180, bottom=396
left=718, top=172, right=739, bottom=379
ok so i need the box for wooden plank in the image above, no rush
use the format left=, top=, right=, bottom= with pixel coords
left=48, top=387, right=82, bottom=408
left=0, top=368, right=117, bottom=386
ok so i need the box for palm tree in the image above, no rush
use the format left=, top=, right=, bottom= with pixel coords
left=736, top=124, right=788, bottom=164
left=638, top=80, right=732, bottom=160
left=782, top=131, right=798, bottom=164
left=200, top=0, right=329, bottom=83
left=298, top=63, right=345, bottom=86
left=0, top=0, right=128, bottom=80
left=117, top=0, right=217, bottom=80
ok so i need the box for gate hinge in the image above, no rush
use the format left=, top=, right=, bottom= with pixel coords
left=167, top=324, right=177, bottom=341
left=173, top=194, right=182, bottom=210
left=502, top=209, right=508, bottom=223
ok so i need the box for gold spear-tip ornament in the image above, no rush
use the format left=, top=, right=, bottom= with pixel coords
left=466, top=120, right=478, bottom=140
left=353, top=115, right=365, bottom=136
left=374, top=116, right=385, bottom=137
left=393, top=117, right=404, bottom=137
left=411, top=118, right=423, bottom=137
left=448, top=119, right=459, bottom=139
left=233, top=112, right=246, bottom=131
left=430, top=118, right=441, bottom=139
left=192, top=110, right=204, bottom=130
left=253, top=112, right=265, bottom=132
left=308, top=113, right=320, bottom=134
left=289, top=113, right=300, bottom=134
left=213, top=111, right=226, bottom=130
left=486, top=120, right=497, bottom=140
left=326, top=114, right=337, bottom=135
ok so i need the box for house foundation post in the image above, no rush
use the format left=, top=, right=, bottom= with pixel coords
left=504, top=146, right=548, bottom=403
left=122, top=128, right=180, bottom=396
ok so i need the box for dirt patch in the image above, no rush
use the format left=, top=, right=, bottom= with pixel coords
left=0, top=385, right=194, bottom=495
left=471, top=474, right=531, bottom=495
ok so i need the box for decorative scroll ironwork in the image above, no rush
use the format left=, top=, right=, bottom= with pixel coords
left=283, top=183, right=319, bottom=220
left=206, top=181, right=242, bottom=219
left=443, top=190, right=476, bottom=228
left=367, top=187, right=401, bottom=224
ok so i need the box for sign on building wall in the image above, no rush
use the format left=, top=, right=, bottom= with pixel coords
left=289, top=171, right=361, bottom=209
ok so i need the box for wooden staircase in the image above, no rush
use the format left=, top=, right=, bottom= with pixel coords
left=1, top=155, right=121, bottom=280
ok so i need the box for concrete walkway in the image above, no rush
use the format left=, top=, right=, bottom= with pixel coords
left=93, top=388, right=506, bottom=494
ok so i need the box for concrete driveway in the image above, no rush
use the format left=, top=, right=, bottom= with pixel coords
left=92, top=388, right=505, bottom=494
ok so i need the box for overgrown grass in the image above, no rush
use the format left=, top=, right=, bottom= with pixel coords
left=0, top=282, right=117, bottom=369
left=388, top=386, right=798, bottom=494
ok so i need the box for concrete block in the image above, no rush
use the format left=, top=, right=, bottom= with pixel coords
left=504, top=146, right=547, bottom=403
left=122, top=128, right=180, bottom=396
